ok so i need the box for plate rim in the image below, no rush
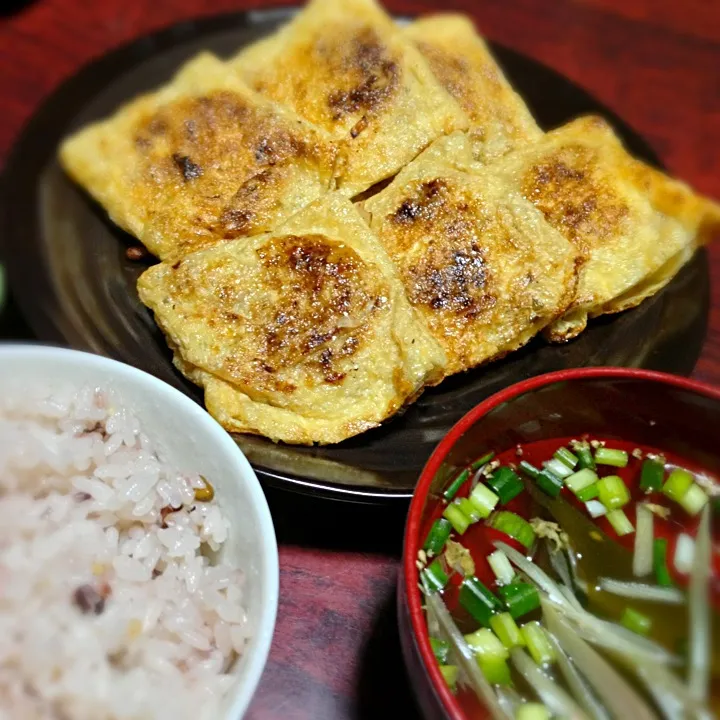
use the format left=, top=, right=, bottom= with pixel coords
left=0, top=7, right=710, bottom=503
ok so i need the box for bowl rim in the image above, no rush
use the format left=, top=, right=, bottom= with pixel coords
left=403, top=366, right=720, bottom=719
left=0, top=343, right=279, bottom=718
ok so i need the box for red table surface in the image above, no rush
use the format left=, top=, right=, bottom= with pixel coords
left=1, top=0, right=719, bottom=718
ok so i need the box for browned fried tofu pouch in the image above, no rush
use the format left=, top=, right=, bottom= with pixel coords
left=60, top=53, right=337, bottom=260
left=489, top=116, right=720, bottom=340
left=232, top=0, right=468, bottom=197
left=404, top=14, right=542, bottom=164
left=364, top=133, right=579, bottom=378
left=138, top=194, right=446, bottom=445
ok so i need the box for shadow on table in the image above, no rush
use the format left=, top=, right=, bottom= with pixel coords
left=264, top=485, right=410, bottom=556
left=351, top=587, right=422, bottom=719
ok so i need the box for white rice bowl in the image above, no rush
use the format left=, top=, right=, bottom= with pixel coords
left=0, top=347, right=278, bottom=720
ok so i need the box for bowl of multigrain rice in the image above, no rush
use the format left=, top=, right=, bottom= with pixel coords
left=0, top=344, right=278, bottom=720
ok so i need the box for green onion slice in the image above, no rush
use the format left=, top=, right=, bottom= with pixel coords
left=423, top=518, right=452, bottom=555
left=653, top=538, right=673, bottom=587
left=597, top=475, right=630, bottom=510
left=639, top=458, right=665, bottom=492
left=594, top=447, right=629, bottom=467
left=620, top=608, right=652, bottom=636
left=460, top=577, right=503, bottom=627
left=489, top=511, right=536, bottom=548
left=443, top=468, right=470, bottom=502
left=487, top=466, right=524, bottom=505
left=498, top=582, right=541, bottom=620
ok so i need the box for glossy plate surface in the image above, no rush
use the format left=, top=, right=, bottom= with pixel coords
left=0, top=9, right=710, bottom=502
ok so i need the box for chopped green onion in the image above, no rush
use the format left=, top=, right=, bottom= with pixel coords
left=487, top=466, right=524, bottom=504
left=621, top=608, right=652, bottom=636
left=564, top=467, right=598, bottom=494
left=443, top=468, right=470, bottom=502
left=430, top=637, right=450, bottom=664
left=662, top=468, right=693, bottom=503
left=423, top=518, right=452, bottom=555
left=478, top=656, right=512, bottom=685
left=516, top=703, right=550, bottom=720
left=633, top=504, right=653, bottom=577
left=674, top=533, right=695, bottom=574
left=460, top=577, right=502, bottom=627
left=520, top=621, right=555, bottom=665
left=456, top=497, right=482, bottom=523
left=519, top=460, right=541, bottom=480
left=490, top=612, right=525, bottom=649
left=585, top=499, right=607, bottom=518
left=606, top=508, right=634, bottom=536
left=554, top=446, right=579, bottom=470
left=597, top=475, right=630, bottom=510
left=423, top=560, right=449, bottom=593
left=488, top=549, right=515, bottom=585
left=573, top=441, right=596, bottom=470
left=640, top=458, right=665, bottom=492
left=544, top=458, right=573, bottom=479
left=468, top=483, right=499, bottom=519
left=498, top=582, right=541, bottom=620
left=439, top=664, right=458, bottom=691
left=688, top=506, right=711, bottom=701
left=594, top=447, right=629, bottom=467
left=653, top=538, right=673, bottom=587
left=471, top=451, right=495, bottom=470
left=536, top=468, right=564, bottom=498
left=443, top=503, right=470, bottom=535
left=678, top=484, right=709, bottom=516
left=465, top=627, right=509, bottom=660
left=489, top=511, right=536, bottom=548
left=576, top=483, right=599, bottom=502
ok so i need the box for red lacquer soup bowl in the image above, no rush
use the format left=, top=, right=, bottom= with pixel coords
left=399, top=368, right=720, bottom=720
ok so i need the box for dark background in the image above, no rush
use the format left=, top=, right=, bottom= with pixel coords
left=1, top=1, right=719, bottom=718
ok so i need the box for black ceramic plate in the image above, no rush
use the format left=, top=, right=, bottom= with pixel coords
left=0, top=8, right=710, bottom=502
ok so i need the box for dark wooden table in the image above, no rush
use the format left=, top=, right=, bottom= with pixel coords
left=1, top=0, right=719, bottom=717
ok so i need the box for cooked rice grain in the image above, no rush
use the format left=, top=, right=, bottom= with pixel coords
left=0, top=386, right=250, bottom=720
